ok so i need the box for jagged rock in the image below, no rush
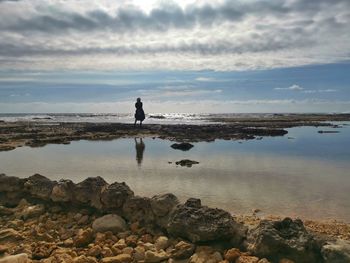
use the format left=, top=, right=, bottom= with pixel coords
left=32, top=241, right=57, bottom=260
left=145, top=249, right=169, bottom=262
left=100, top=254, right=132, bottom=263
left=15, top=204, right=45, bottom=220
left=100, top=182, right=134, bottom=211
left=74, top=177, right=108, bottom=209
left=236, top=255, right=259, bottom=263
left=0, top=253, right=29, bottom=263
left=224, top=248, right=241, bottom=262
left=0, top=174, right=25, bottom=192
left=123, top=196, right=155, bottom=223
left=175, top=159, right=199, bottom=167
left=246, top=217, right=322, bottom=263
left=92, top=214, right=127, bottom=234
left=167, top=198, right=246, bottom=244
left=171, top=241, right=196, bottom=259
left=151, top=193, right=179, bottom=228
left=321, top=238, right=350, bottom=263
left=155, top=236, right=170, bottom=250
left=171, top=142, right=194, bottom=151
left=50, top=179, right=75, bottom=202
left=74, top=228, right=94, bottom=247
left=189, top=246, right=223, bottom=263
left=24, top=174, right=56, bottom=200
left=0, top=228, right=24, bottom=243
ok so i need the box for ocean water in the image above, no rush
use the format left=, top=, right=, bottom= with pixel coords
left=0, top=121, right=349, bottom=221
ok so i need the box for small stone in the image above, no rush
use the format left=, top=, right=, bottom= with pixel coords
left=122, top=247, right=134, bottom=255
left=0, top=228, right=24, bottom=242
left=143, top=242, right=156, bottom=251
left=78, top=215, right=89, bottom=225
left=87, top=245, right=102, bottom=257
left=0, top=244, right=9, bottom=254
left=258, top=259, right=271, bottom=263
left=113, top=239, right=127, bottom=249
left=0, top=253, right=29, bottom=263
left=278, top=259, right=295, bottom=263
left=236, top=255, right=259, bottom=263
left=189, top=247, right=223, bottom=263
left=125, top=234, right=138, bottom=247
left=155, top=236, right=170, bottom=250
left=92, top=214, right=127, bottom=234
left=74, top=228, right=94, bottom=247
left=63, top=238, right=74, bottom=247
left=145, top=249, right=170, bottom=262
left=224, top=248, right=241, bottom=262
left=101, top=247, right=114, bottom=257
left=171, top=241, right=195, bottom=259
left=73, top=255, right=98, bottom=263
left=101, top=254, right=132, bottom=263
left=134, top=246, right=146, bottom=261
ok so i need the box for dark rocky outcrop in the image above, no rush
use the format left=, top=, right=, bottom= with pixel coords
left=24, top=174, right=57, bottom=201
left=122, top=196, right=155, bottom=224
left=167, top=198, right=247, bottom=246
left=246, top=217, right=323, bottom=263
left=100, top=182, right=134, bottom=212
left=171, top=142, right=194, bottom=151
left=175, top=159, right=199, bottom=167
left=74, top=177, right=108, bottom=209
left=321, top=239, right=350, bottom=263
left=151, top=193, right=179, bottom=228
left=50, top=179, right=76, bottom=203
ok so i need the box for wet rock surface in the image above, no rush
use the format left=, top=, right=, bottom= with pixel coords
left=175, top=159, right=199, bottom=167
left=171, top=142, right=194, bottom=151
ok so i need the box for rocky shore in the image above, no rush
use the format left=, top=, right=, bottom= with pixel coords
left=1, top=174, right=350, bottom=263
left=1, top=114, right=349, bottom=152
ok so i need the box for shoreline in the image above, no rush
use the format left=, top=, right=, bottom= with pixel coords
left=1, top=113, right=350, bottom=152
left=1, top=174, right=350, bottom=263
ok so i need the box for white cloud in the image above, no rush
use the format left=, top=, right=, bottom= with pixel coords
left=274, top=84, right=304, bottom=91
left=195, top=77, right=215, bottom=82
left=302, top=89, right=337, bottom=93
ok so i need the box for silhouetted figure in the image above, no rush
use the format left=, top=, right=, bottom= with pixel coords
left=134, top=98, right=145, bottom=126
left=135, top=138, right=145, bottom=166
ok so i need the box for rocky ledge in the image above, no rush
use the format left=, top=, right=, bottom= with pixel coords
left=1, top=173, right=350, bottom=263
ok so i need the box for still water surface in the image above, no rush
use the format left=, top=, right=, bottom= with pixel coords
left=1, top=123, right=350, bottom=221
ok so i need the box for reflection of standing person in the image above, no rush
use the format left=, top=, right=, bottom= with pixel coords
left=135, top=138, right=145, bottom=166
left=134, top=98, right=145, bottom=126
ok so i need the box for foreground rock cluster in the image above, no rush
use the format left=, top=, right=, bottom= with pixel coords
left=1, top=174, right=350, bottom=263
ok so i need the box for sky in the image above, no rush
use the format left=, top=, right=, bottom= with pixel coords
left=0, top=0, right=350, bottom=113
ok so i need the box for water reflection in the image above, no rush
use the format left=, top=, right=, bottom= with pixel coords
left=134, top=138, right=145, bottom=166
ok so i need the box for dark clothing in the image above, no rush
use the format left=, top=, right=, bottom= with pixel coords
left=134, top=101, right=145, bottom=121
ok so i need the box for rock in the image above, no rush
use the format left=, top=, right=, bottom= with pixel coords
left=87, top=245, right=102, bottom=257
left=236, top=256, right=259, bottom=263
left=167, top=198, right=246, bottom=244
left=74, top=228, right=94, bottom=247
left=122, top=247, right=134, bottom=255
left=155, top=236, right=170, bottom=250
left=0, top=205, right=13, bottom=216
left=134, top=246, right=146, bottom=261
left=15, top=204, right=45, bottom=220
left=0, top=228, right=24, bottom=243
left=0, top=244, right=9, bottom=254
left=123, top=196, right=155, bottom=223
left=224, top=248, right=241, bottom=262
left=74, top=176, right=108, bottom=209
left=278, top=259, right=295, bottom=263
left=246, top=217, right=322, bottom=263
left=175, top=160, right=199, bottom=167
left=24, top=174, right=56, bottom=200
left=151, top=193, right=179, bottom=228
left=100, top=182, right=134, bottom=211
left=125, top=235, right=138, bottom=247
left=92, top=214, right=127, bottom=234
left=171, top=241, right=195, bottom=259
left=100, top=254, right=132, bottom=263
left=50, top=179, right=75, bottom=202
left=257, top=259, right=271, bottom=263
left=321, top=238, right=350, bottom=263
left=145, top=249, right=169, bottom=262
left=171, top=143, right=194, bottom=151
left=0, top=254, right=29, bottom=263
left=189, top=246, right=223, bottom=263
left=0, top=174, right=24, bottom=192
left=32, top=242, right=57, bottom=260
left=73, top=255, right=98, bottom=263
left=113, top=239, right=127, bottom=250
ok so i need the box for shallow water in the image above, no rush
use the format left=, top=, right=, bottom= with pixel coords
left=1, top=123, right=350, bottom=221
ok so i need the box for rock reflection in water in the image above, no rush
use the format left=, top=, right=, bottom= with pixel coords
left=134, top=138, right=145, bottom=166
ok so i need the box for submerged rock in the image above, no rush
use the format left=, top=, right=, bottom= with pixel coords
left=175, top=159, right=199, bottom=167
left=246, top=217, right=322, bottom=263
left=167, top=198, right=246, bottom=245
left=171, top=142, right=194, bottom=151
left=92, top=214, right=127, bottom=234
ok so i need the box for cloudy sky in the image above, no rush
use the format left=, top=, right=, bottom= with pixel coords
left=0, top=0, right=350, bottom=113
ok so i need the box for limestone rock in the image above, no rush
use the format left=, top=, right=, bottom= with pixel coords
left=145, top=249, right=169, bottom=262
left=224, top=248, right=241, bottom=262
left=167, top=198, right=246, bottom=244
left=151, top=193, right=179, bottom=228
left=100, top=182, right=134, bottom=211
left=0, top=228, right=24, bottom=243
left=92, top=214, right=127, bottom=234
left=74, top=228, right=94, bottom=247
left=100, top=254, right=132, bottom=263
left=0, top=174, right=24, bottom=192
left=171, top=241, right=195, bottom=259
left=189, top=246, right=223, bottom=263
left=236, top=255, right=259, bottom=263
left=15, top=204, right=45, bottom=220
left=50, top=179, right=75, bottom=202
left=73, top=255, right=98, bottom=263
left=321, top=238, right=350, bottom=263
left=247, top=217, right=322, bottom=263
left=155, top=236, right=170, bottom=250
left=0, top=253, right=29, bottom=263
left=74, top=177, right=108, bottom=209
left=123, top=196, right=155, bottom=224
left=24, top=174, right=56, bottom=200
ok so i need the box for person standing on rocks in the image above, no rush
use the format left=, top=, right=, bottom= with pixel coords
left=134, top=98, right=145, bottom=126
